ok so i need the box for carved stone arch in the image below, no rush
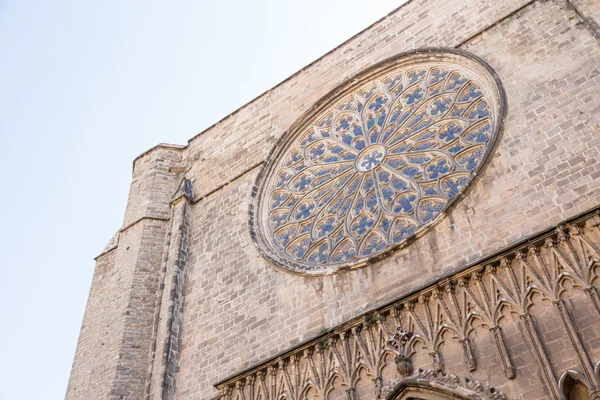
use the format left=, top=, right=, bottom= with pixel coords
left=523, top=285, right=555, bottom=312
left=377, top=350, right=399, bottom=387
left=351, top=362, right=374, bottom=384
left=323, top=372, right=348, bottom=399
left=433, top=325, right=461, bottom=351
left=463, top=312, right=491, bottom=338
left=407, top=334, right=431, bottom=357
left=555, top=272, right=587, bottom=300
left=587, top=259, right=600, bottom=287
left=383, top=369, right=505, bottom=400
left=558, top=370, right=593, bottom=400
left=492, top=300, right=520, bottom=326
left=298, top=383, right=320, bottom=400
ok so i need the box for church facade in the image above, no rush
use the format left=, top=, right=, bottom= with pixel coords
left=67, top=1, right=600, bottom=399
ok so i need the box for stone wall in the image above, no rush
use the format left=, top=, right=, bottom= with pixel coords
left=67, top=0, right=600, bottom=399
left=214, top=211, right=600, bottom=400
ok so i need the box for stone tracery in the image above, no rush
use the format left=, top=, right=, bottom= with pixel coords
left=250, top=50, right=505, bottom=274
left=218, top=212, right=600, bottom=400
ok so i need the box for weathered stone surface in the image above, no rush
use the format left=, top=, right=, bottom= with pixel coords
left=67, top=1, right=600, bottom=400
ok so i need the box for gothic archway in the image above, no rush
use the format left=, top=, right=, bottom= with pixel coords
left=384, top=370, right=506, bottom=400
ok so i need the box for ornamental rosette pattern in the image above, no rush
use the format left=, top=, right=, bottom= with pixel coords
left=250, top=49, right=505, bottom=274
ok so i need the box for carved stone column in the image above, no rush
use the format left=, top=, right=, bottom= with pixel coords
left=490, top=326, right=516, bottom=379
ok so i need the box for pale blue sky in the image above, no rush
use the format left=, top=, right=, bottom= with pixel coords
left=0, top=1, right=402, bottom=398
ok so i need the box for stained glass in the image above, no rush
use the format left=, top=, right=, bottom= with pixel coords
left=250, top=50, right=505, bottom=274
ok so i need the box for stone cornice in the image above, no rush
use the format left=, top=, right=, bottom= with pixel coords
left=214, top=205, right=600, bottom=395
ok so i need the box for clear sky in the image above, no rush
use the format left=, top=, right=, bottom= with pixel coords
left=0, top=1, right=403, bottom=398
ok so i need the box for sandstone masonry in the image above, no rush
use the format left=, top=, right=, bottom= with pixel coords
left=67, top=1, right=600, bottom=399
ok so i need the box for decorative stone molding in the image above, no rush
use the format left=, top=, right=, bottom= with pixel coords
left=387, top=328, right=413, bottom=378
left=249, top=48, right=507, bottom=275
left=218, top=208, right=600, bottom=399
left=382, top=369, right=506, bottom=400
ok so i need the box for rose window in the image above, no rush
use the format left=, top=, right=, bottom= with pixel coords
left=249, top=50, right=505, bottom=274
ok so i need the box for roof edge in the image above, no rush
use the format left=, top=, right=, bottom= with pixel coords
left=186, top=1, right=414, bottom=145
left=132, top=143, right=187, bottom=171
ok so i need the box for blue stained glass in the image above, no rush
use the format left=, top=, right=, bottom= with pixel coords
left=443, top=177, right=468, bottom=198
left=275, top=172, right=293, bottom=188
left=293, top=175, right=312, bottom=191
left=424, top=186, right=437, bottom=196
left=257, top=58, right=500, bottom=270
left=378, top=170, right=391, bottom=183
left=402, top=167, right=420, bottom=177
left=447, top=73, right=467, bottom=90
left=364, top=175, right=375, bottom=192
left=271, top=192, right=289, bottom=209
left=460, top=150, right=482, bottom=171
left=389, top=109, right=403, bottom=124
left=296, top=203, right=315, bottom=220
left=393, top=194, right=416, bottom=213
left=448, top=143, right=465, bottom=154
left=391, top=177, right=409, bottom=191
left=272, top=213, right=288, bottom=229
left=382, top=188, right=394, bottom=202
left=408, top=70, right=426, bottom=84
left=390, top=145, right=411, bottom=154
left=405, top=87, right=424, bottom=104
left=315, top=168, right=333, bottom=178
left=431, top=98, right=452, bottom=115
left=309, top=144, right=326, bottom=158
left=308, top=244, right=329, bottom=263
left=367, top=116, right=376, bottom=130
left=439, top=124, right=463, bottom=142
left=408, top=112, right=426, bottom=128
left=468, top=101, right=490, bottom=119
left=413, top=142, right=436, bottom=151
left=408, top=156, right=429, bottom=165
left=339, top=198, right=352, bottom=215
left=382, top=125, right=396, bottom=142
left=316, top=217, right=336, bottom=238
left=429, top=69, right=448, bottom=85
left=426, top=159, right=450, bottom=179
left=387, top=158, right=406, bottom=169
left=361, top=236, right=386, bottom=256
left=419, top=201, right=444, bottom=223
left=459, top=84, right=482, bottom=102
left=465, top=123, right=490, bottom=143
left=367, top=192, right=378, bottom=212
left=354, top=140, right=366, bottom=151
left=337, top=117, right=353, bottom=131
left=360, top=152, right=384, bottom=171
left=276, top=230, right=294, bottom=247
left=392, top=222, right=417, bottom=243
left=381, top=218, right=391, bottom=232
left=369, top=96, right=387, bottom=112
left=352, top=215, right=375, bottom=235
left=353, top=196, right=365, bottom=214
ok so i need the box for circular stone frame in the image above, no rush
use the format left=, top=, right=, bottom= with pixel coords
left=249, top=48, right=507, bottom=275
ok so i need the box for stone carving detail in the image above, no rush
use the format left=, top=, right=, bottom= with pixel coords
left=220, top=212, right=600, bottom=400
left=387, top=328, right=413, bottom=377
left=381, top=369, right=506, bottom=400
left=250, top=49, right=506, bottom=274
